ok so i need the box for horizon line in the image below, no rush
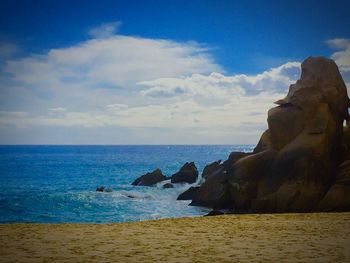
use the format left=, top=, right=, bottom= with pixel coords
left=0, top=143, right=255, bottom=146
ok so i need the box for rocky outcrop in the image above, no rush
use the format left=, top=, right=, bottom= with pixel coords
left=177, top=186, right=200, bottom=200
left=202, top=161, right=221, bottom=180
left=132, top=169, right=167, bottom=186
left=96, top=186, right=105, bottom=192
left=250, top=57, right=348, bottom=212
left=184, top=152, right=249, bottom=208
left=190, top=172, right=231, bottom=208
left=171, top=162, right=198, bottom=184
left=183, top=57, right=350, bottom=213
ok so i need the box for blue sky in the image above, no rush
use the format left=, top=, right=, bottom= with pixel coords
left=2, top=0, right=350, bottom=73
left=0, top=0, right=350, bottom=144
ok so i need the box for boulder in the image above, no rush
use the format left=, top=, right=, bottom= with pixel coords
left=270, top=57, right=348, bottom=151
left=202, top=160, right=221, bottom=180
left=184, top=152, right=249, bottom=208
left=163, top=183, right=174, bottom=189
left=171, top=162, right=198, bottom=184
left=190, top=172, right=232, bottom=209
left=252, top=102, right=338, bottom=212
left=218, top=152, right=250, bottom=175
left=177, top=186, right=199, bottom=200
left=228, top=150, right=278, bottom=211
left=186, top=56, right=350, bottom=213
left=132, top=168, right=167, bottom=186
left=96, top=186, right=112, bottom=192
left=251, top=57, right=348, bottom=212
left=96, top=186, right=105, bottom=192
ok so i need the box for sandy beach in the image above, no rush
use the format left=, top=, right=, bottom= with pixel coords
left=1, top=213, right=349, bottom=262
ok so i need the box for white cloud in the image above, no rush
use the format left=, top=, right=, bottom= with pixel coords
left=0, top=52, right=299, bottom=143
left=139, top=62, right=300, bottom=100
left=327, top=38, right=350, bottom=73
left=5, top=36, right=221, bottom=91
left=327, top=38, right=350, bottom=49
left=88, top=21, right=122, bottom=39
left=49, top=107, right=66, bottom=112
left=327, top=38, right=350, bottom=92
left=2, top=28, right=349, bottom=144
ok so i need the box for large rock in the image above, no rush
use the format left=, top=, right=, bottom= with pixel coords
left=132, top=169, right=166, bottom=186
left=253, top=103, right=338, bottom=212
left=187, top=150, right=269, bottom=210
left=171, top=162, right=198, bottom=184
left=228, top=150, right=278, bottom=211
left=270, top=57, right=348, bottom=151
left=187, top=56, right=350, bottom=213
left=253, top=58, right=348, bottom=212
left=190, top=172, right=232, bottom=209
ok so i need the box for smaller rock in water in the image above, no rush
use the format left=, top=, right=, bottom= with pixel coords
left=171, top=162, right=198, bottom=184
left=96, top=186, right=105, bottom=192
left=163, top=183, right=174, bottom=189
left=132, top=168, right=167, bottom=186
left=205, top=210, right=225, bottom=216
left=96, top=186, right=112, bottom=192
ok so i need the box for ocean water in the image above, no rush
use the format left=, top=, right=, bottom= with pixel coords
left=0, top=145, right=254, bottom=223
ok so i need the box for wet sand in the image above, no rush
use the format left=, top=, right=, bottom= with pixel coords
left=1, top=213, right=349, bottom=262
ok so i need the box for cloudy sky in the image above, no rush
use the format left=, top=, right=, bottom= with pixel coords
left=0, top=0, right=350, bottom=144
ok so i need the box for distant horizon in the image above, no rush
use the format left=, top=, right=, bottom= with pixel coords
left=1, top=0, right=349, bottom=144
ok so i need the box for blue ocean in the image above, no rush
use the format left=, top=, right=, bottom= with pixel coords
left=0, top=145, right=253, bottom=223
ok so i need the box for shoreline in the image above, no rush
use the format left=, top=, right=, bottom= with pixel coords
left=1, top=212, right=349, bottom=262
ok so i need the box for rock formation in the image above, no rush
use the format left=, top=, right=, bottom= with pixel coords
left=201, top=161, right=221, bottom=180
left=132, top=168, right=167, bottom=186
left=96, top=186, right=113, bottom=192
left=184, top=152, right=250, bottom=208
left=132, top=162, right=199, bottom=187
left=178, top=56, right=350, bottom=213
left=171, top=162, right=198, bottom=184
left=177, top=186, right=200, bottom=200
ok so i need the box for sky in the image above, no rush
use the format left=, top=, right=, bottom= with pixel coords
left=0, top=0, right=349, bottom=144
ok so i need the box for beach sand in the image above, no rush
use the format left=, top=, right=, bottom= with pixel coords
left=1, top=213, right=349, bottom=262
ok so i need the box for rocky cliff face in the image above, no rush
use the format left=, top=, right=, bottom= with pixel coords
left=181, top=56, right=350, bottom=213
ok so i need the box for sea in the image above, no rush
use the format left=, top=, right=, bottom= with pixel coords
left=0, top=145, right=254, bottom=223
